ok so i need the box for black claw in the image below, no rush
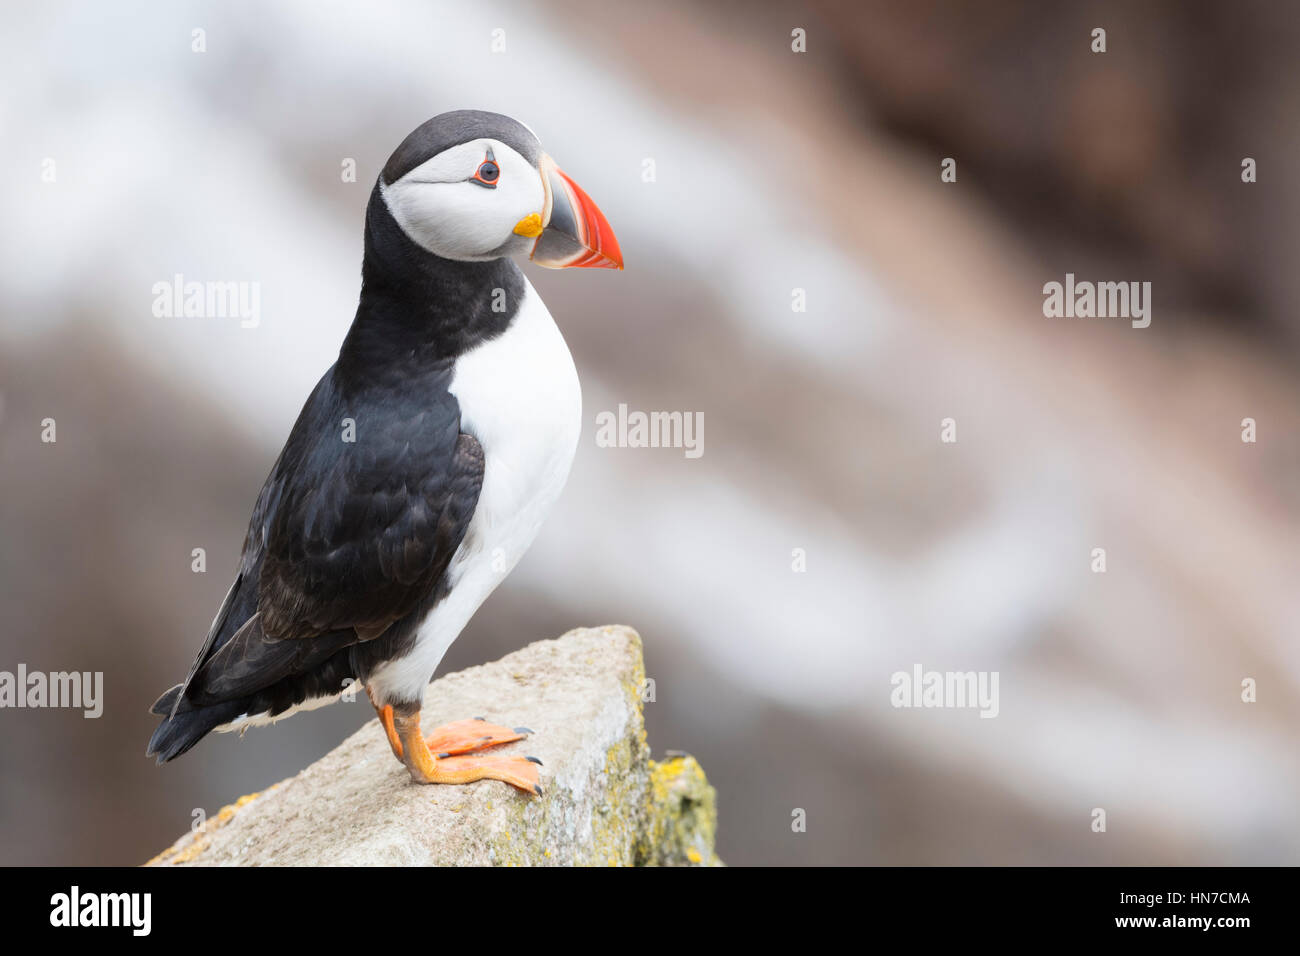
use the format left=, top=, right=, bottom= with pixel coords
left=436, top=752, right=451, bottom=759
left=473, top=716, right=486, bottom=721
left=533, top=785, right=544, bottom=796
left=513, top=726, right=534, bottom=735
left=525, top=755, right=543, bottom=765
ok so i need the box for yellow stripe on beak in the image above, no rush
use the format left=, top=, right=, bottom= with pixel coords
left=512, top=213, right=544, bottom=238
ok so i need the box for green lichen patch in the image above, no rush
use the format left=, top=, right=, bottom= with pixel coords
left=639, top=755, right=721, bottom=866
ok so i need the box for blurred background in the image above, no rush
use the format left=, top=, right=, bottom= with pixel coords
left=2, top=0, right=1298, bottom=865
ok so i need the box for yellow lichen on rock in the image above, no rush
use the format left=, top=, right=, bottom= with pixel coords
left=145, top=788, right=270, bottom=866
left=640, top=755, right=721, bottom=866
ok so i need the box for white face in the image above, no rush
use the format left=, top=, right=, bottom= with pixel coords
left=380, top=138, right=544, bottom=262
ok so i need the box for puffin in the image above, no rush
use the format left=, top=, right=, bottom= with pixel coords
left=146, top=110, right=622, bottom=797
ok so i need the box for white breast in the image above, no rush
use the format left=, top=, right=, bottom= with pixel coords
left=367, top=277, right=582, bottom=703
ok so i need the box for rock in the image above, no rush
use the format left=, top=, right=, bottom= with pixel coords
left=146, top=626, right=721, bottom=866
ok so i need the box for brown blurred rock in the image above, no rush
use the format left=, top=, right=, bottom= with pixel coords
left=813, top=0, right=1300, bottom=340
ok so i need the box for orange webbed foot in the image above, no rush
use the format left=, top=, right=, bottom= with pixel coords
left=426, top=752, right=544, bottom=796
left=380, top=704, right=544, bottom=796
left=424, top=717, right=531, bottom=757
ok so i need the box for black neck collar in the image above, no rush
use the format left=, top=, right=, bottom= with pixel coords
left=337, top=183, right=523, bottom=386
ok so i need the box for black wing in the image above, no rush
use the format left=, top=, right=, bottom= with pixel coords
left=171, top=366, right=483, bottom=709
left=256, top=388, right=483, bottom=642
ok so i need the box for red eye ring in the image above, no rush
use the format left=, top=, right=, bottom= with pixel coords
left=473, top=159, right=500, bottom=186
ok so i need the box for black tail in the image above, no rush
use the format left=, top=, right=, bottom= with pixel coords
left=146, top=684, right=247, bottom=764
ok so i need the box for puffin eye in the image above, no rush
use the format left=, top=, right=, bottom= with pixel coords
left=472, top=159, right=500, bottom=188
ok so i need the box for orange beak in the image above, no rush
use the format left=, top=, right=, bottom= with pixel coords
left=530, top=154, right=624, bottom=270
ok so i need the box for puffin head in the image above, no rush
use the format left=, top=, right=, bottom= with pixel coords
left=378, top=110, right=622, bottom=270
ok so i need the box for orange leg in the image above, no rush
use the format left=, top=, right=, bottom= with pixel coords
left=377, top=704, right=404, bottom=760
left=383, top=703, right=543, bottom=796
left=367, top=690, right=405, bottom=761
